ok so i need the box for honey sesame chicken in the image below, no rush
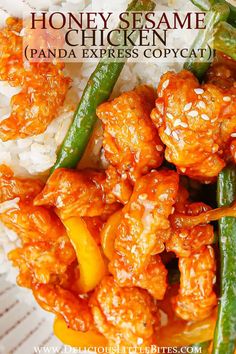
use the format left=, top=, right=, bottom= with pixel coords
left=33, top=283, right=93, bottom=332
left=0, top=18, right=70, bottom=141
left=110, top=170, right=179, bottom=272
left=172, top=246, right=217, bottom=321
left=34, top=168, right=120, bottom=219
left=96, top=85, right=163, bottom=184
left=151, top=65, right=236, bottom=182
left=89, top=276, right=159, bottom=346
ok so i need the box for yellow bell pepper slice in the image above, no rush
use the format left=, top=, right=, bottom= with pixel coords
left=61, top=216, right=106, bottom=293
left=101, top=210, right=122, bottom=260
left=157, top=309, right=217, bottom=346
left=54, top=317, right=108, bottom=347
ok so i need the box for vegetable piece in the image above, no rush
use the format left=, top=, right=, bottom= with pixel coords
left=214, top=21, right=236, bottom=61
left=54, top=317, right=108, bottom=347
left=158, top=309, right=217, bottom=346
left=191, top=341, right=211, bottom=353
left=61, top=216, right=106, bottom=293
left=101, top=209, right=122, bottom=260
left=51, top=0, right=156, bottom=173
left=184, top=3, right=230, bottom=81
left=213, top=165, right=236, bottom=354
left=190, top=0, right=236, bottom=27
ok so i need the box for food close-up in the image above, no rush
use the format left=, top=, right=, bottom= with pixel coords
left=0, top=0, right=236, bottom=353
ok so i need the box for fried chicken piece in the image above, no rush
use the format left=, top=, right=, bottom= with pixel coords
left=33, top=283, right=93, bottom=332
left=151, top=67, right=236, bottom=181
left=0, top=18, right=70, bottom=141
left=172, top=246, right=217, bottom=321
left=34, top=168, right=119, bottom=219
left=90, top=276, right=159, bottom=346
left=9, top=236, right=76, bottom=286
left=0, top=200, right=65, bottom=243
left=110, top=170, right=179, bottom=273
left=167, top=192, right=214, bottom=257
left=0, top=165, right=43, bottom=203
left=109, top=255, right=167, bottom=300
left=97, top=85, right=163, bottom=184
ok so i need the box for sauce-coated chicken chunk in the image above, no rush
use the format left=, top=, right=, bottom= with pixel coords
left=0, top=18, right=70, bottom=141
left=111, top=170, right=179, bottom=272
left=34, top=168, right=119, bottom=219
left=33, top=284, right=93, bottom=332
left=151, top=66, right=236, bottom=181
left=90, top=276, right=159, bottom=346
left=97, top=85, right=163, bottom=183
left=172, top=246, right=217, bottom=321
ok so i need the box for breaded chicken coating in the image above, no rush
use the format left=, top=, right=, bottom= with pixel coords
left=89, top=276, right=159, bottom=346
left=167, top=187, right=214, bottom=257
left=33, top=283, right=93, bottom=332
left=110, top=255, right=167, bottom=300
left=34, top=168, right=119, bottom=219
left=110, top=170, right=179, bottom=272
left=0, top=18, right=70, bottom=141
left=9, top=236, right=76, bottom=286
left=172, top=246, right=217, bottom=321
left=96, top=85, right=163, bottom=184
left=151, top=66, right=236, bottom=181
left=0, top=165, right=43, bottom=203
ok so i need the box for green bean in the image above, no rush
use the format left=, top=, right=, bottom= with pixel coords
left=213, top=165, right=236, bottom=354
left=190, top=0, right=236, bottom=27
left=51, top=0, right=156, bottom=172
left=214, top=21, right=236, bottom=61
left=191, top=341, right=211, bottom=353
left=184, top=3, right=230, bottom=81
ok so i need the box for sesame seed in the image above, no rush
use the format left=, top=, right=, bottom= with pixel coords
left=188, top=110, right=198, bottom=117
left=166, top=112, right=174, bottom=119
left=194, top=88, right=204, bottom=95
left=179, top=122, right=188, bottom=128
left=156, top=145, right=163, bottom=152
left=231, top=133, right=236, bottom=138
left=201, top=114, right=210, bottom=121
left=164, top=127, right=171, bottom=136
left=137, top=338, right=143, bottom=345
left=172, top=131, right=180, bottom=141
left=173, top=119, right=182, bottom=127
left=180, top=167, right=186, bottom=173
left=197, top=100, right=206, bottom=109
left=162, top=79, right=169, bottom=90
left=223, top=96, right=231, bottom=102
left=183, top=102, right=192, bottom=111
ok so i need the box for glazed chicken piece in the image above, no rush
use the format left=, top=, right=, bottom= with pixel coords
left=0, top=18, right=70, bottom=141
left=172, top=246, right=217, bottom=321
left=33, top=283, right=93, bottom=332
left=0, top=201, right=65, bottom=244
left=0, top=166, right=76, bottom=288
left=151, top=65, right=236, bottom=181
left=166, top=187, right=215, bottom=257
left=9, top=236, right=76, bottom=286
left=34, top=168, right=120, bottom=219
left=96, top=85, right=163, bottom=184
left=0, top=165, right=44, bottom=203
left=108, top=170, right=179, bottom=298
left=110, top=170, right=179, bottom=271
left=90, top=276, right=159, bottom=346
left=165, top=187, right=217, bottom=320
